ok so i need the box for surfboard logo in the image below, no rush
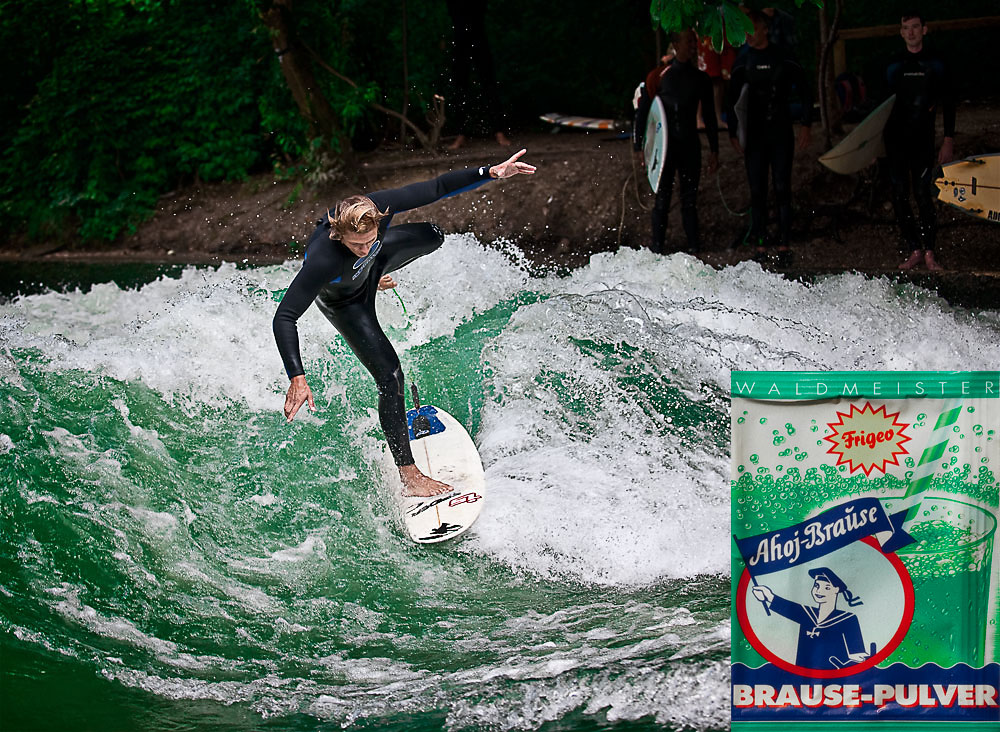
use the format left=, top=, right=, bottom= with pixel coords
left=449, top=492, right=482, bottom=507
left=405, top=492, right=456, bottom=518
left=419, top=522, right=463, bottom=541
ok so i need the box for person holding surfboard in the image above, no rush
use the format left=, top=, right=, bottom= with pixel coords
left=726, top=9, right=812, bottom=266
left=634, top=29, right=719, bottom=254
left=273, top=150, right=536, bottom=497
left=885, top=11, right=956, bottom=271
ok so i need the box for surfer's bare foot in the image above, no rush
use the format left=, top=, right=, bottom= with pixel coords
left=898, top=249, right=924, bottom=271
left=495, top=131, right=512, bottom=146
left=399, top=464, right=453, bottom=497
left=447, top=134, right=468, bottom=150
left=924, top=250, right=943, bottom=270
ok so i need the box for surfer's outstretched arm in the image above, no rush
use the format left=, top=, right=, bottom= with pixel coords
left=367, top=149, right=536, bottom=216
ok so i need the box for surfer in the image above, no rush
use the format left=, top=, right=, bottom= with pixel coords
left=885, top=11, right=955, bottom=271
left=273, top=150, right=536, bottom=497
left=726, top=9, right=812, bottom=265
left=751, top=567, right=869, bottom=670
left=634, top=29, right=719, bottom=254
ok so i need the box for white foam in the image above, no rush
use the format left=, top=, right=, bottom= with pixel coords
left=44, top=583, right=223, bottom=670
left=466, top=249, right=1000, bottom=584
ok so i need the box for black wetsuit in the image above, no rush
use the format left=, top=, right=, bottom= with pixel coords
left=635, top=58, right=718, bottom=253
left=273, top=166, right=493, bottom=466
left=884, top=46, right=955, bottom=251
left=727, top=44, right=812, bottom=247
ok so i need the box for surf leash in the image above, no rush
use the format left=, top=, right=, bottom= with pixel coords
left=393, top=289, right=411, bottom=329
left=717, top=168, right=749, bottom=217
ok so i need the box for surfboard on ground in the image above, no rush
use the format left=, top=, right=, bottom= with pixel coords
left=935, top=153, right=1000, bottom=223
left=397, top=395, right=485, bottom=544
left=539, top=113, right=626, bottom=131
left=643, top=96, right=668, bottom=193
left=819, top=94, right=896, bottom=174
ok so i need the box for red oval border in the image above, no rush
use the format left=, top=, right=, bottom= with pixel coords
left=736, top=535, right=915, bottom=678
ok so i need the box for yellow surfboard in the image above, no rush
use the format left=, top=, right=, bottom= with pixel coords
left=935, top=154, right=1000, bottom=223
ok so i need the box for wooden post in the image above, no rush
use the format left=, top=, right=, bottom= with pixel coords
left=833, top=39, right=846, bottom=78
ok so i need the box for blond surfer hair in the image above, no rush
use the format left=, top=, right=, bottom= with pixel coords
left=327, top=195, right=389, bottom=238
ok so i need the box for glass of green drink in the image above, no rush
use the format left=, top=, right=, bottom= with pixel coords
left=882, top=496, right=997, bottom=667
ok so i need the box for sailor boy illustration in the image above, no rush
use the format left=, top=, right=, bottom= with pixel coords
left=751, top=567, right=872, bottom=670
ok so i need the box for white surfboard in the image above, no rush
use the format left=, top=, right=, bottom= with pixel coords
left=819, top=94, right=896, bottom=174
left=644, top=96, right=668, bottom=192
left=398, top=405, right=485, bottom=544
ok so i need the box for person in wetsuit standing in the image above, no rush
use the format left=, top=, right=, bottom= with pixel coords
left=634, top=29, right=719, bottom=254
left=886, top=11, right=955, bottom=271
left=273, top=149, right=536, bottom=497
left=727, top=10, right=812, bottom=264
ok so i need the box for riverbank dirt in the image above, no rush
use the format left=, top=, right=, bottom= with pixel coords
left=3, top=101, right=998, bottom=303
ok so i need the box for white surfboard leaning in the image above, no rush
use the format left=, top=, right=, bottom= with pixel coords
left=644, top=95, right=668, bottom=193
left=819, top=94, right=895, bottom=174
left=398, top=405, right=485, bottom=544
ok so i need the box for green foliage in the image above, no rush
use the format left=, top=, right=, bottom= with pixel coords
left=650, top=1, right=822, bottom=51
left=1, top=0, right=281, bottom=242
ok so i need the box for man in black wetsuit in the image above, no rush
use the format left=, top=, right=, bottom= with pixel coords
left=273, top=149, right=536, bottom=497
left=727, top=10, right=812, bottom=264
left=886, top=11, right=955, bottom=271
left=634, top=28, right=719, bottom=254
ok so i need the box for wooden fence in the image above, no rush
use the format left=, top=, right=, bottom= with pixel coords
left=833, top=16, right=1000, bottom=77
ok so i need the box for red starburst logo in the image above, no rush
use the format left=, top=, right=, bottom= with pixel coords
left=824, top=402, right=912, bottom=476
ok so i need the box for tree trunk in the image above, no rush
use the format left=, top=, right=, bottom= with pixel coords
left=817, top=0, right=845, bottom=147
left=258, top=0, right=353, bottom=160
left=400, top=0, right=410, bottom=144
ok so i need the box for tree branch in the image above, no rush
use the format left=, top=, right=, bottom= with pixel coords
left=300, top=41, right=444, bottom=151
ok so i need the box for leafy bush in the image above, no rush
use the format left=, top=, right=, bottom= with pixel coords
left=0, top=0, right=282, bottom=242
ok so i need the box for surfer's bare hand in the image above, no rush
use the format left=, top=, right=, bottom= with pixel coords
left=378, top=275, right=397, bottom=291
left=489, top=149, right=537, bottom=179
left=730, top=137, right=744, bottom=157
left=399, top=464, right=452, bottom=497
left=284, top=375, right=315, bottom=422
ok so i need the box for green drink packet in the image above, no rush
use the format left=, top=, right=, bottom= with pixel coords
left=731, top=372, right=999, bottom=730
